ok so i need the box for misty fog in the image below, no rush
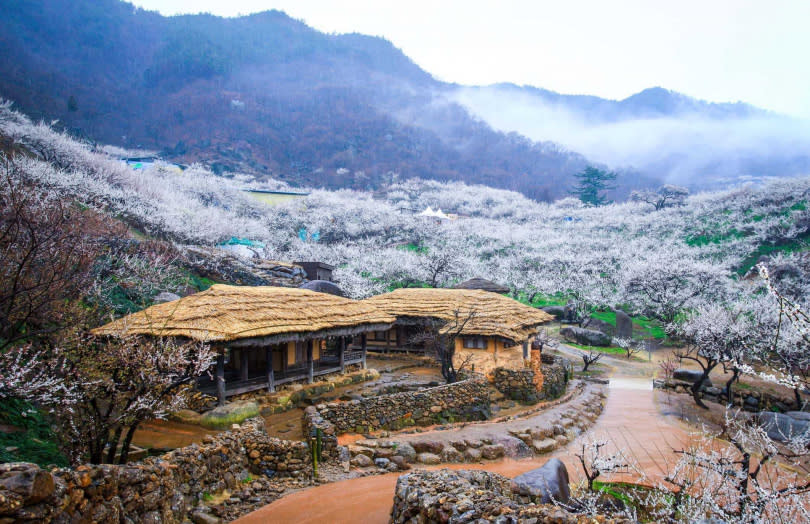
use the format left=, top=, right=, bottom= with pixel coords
left=449, top=86, right=810, bottom=188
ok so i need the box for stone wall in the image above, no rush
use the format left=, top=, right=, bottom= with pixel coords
left=492, top=368, right=540, bottom=403
left=391, top=468, right=628, bottom=523
left=0, top=418, right=313, bottom=523
left=653, top=378, right=798, bottom=412
left=302, top=406, right=340, bottom=460
left=540, top=354, right=570, bottom=400
left=310, top=379, right=490, bottom=434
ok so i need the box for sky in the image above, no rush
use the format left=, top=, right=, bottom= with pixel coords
left=131, top=0, right=810, bottom=118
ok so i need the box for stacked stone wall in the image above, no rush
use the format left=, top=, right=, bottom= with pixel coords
left=0, top=418, right=313, bottom=523
left=492, top=368, right=540, bottom=403
left=310, top=379, right=490, bottom=434
left=540, top=354, right=570, bottom=400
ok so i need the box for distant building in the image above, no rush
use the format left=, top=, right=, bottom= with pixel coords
left=295, top=261, right=334, bottom=282
left=243, top=189, right=309, bottom=206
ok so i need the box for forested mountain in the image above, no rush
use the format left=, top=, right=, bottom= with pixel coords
left=2, top=0, right=807, bottom=199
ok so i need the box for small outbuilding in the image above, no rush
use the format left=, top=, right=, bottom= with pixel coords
left=300, top=280, right=345, bottom=297
left=92, top=285, right=394, bottom=405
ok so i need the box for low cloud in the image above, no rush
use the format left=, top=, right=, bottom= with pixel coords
left=449, top=86, right=810, bottom=188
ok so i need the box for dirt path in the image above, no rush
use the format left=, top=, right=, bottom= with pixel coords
left=235, top=350, right=694, bottom=524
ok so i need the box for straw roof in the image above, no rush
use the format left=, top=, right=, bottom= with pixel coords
left=91, top=284, right=395, bottom=344
left=363, top=288, right=553, bottom=344
left=452, top=277, right=510, bottom=294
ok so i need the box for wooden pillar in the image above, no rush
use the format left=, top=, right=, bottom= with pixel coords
left=339, top=337, right=346, bottom=373
left=307, top=340, right=314, bottom=384
left=522, top=340, right=529, bottom=360
left=240, top=349, right=249, bottom=382
left=361, top=333, right=367, bottom=370
left=266, top=347, right=275, bottom=393
left=216, top=352, right=226, bottom=406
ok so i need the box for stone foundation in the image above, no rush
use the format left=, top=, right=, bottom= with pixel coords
left=492, top=367, right=540, bottom=403
left=310, top=378, right=490, bottom=434
left=0, top=418, right=314, bottom=523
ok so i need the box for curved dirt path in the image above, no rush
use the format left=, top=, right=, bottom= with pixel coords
left=236, top=350, right=693, bottom=524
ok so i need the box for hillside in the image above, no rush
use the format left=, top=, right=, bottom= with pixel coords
left=2, top=0, right=808, bottom=200
left=0, top=0, right=595, bottom=200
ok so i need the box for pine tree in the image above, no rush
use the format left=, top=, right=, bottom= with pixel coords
left=571, top=166, right=617, bottom=206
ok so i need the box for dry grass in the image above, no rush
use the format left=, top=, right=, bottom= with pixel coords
left=92, top=284, right=395, bottom=342
left=363, top=288, right=553, bottom=344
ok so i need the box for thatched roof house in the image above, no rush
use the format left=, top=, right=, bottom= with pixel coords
left=92, top=284, right=392, bottom=344
left=452, top=278, right=510, bottom=294
left=92, top=285, right=394, bottom=403
left=362, top=288, right=552, bottom=346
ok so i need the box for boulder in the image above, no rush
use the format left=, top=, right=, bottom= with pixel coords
left=350, top=453, right=373, bottom=467
left=614, top=310, right=633, bottom=338
left=511, top=458, right=571, bottom=504
left=559, top=327, right=611, bottom=347
left=532, top=438, right=557, bottom=454
left=581, top=316, right=613, bottom=336
left=440, top=447, right=463, bottom=463
left=757, top=412, right=810, bottom=443
left=786, top=411, right=810, bottom=422
left=412, top=440, right=444, bottom=454
left=199, top=401, right=259, bottom=429
left=394, top=442, right=416, bottom=463
left=416, top=452, right=441, bottom=465
left=463, top=447, right=482, bottom=461
left=480, top=444, right=505, bottom=460
left=673, top=369, right=712, bottom=388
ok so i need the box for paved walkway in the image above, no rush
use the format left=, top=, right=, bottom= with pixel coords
left=236, top=350, right=694, bottom=524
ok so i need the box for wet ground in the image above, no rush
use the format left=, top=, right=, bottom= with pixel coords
left=131, top=356, right=444, bottom=450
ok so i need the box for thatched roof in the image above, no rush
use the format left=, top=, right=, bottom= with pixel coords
left=363, top=288, right=553, bottom=344
left=300, top=280, right=345, bottom=297
left=452, top=278, right=510, bottom=294
left=91, top=284, right=394, bottom=344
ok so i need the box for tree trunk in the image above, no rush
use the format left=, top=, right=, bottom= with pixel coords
left=105, top=425, right=123, bottom=464
left=691, top=366, right=715, bottom=410
left=118, top=423, right=139, bottom=464
left=724, top=367, right=740, bottom=400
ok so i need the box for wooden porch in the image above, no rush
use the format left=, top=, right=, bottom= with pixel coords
left=198, top=336, right=367, bottom=404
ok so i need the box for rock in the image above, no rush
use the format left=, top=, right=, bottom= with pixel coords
left=153, top=291, right=182, bottom=303
left=493, top=436, right=532, bottom=459
left=0, top=464, right=55, bottom=504
left=390, top=456, right=411, bottom=470
left=786, top=411, right=810, bottom=422
left=559, top=326, right=611, bottom=347
left=199, top=401, right=259, bottom=429
left=532, top=438, right=557, bottom=454
left=581, top=316, right=613, bottom=336
left=374, top=458, right=391, bottom=469
left=464, top=447, right=482, bottom=461
left=394, top=442, right=416, bottom=463
left=480, top=444, right=505, bottom=460
left=673, top=369, right=713, bottom=388
left=757, top=412, right=810, bottom=442
left=350, top=453, right=374, bottom=467
left=412, top=440, right=444, bottom=454
left=744, top=395, right=759, bottom=408
left=511, top=458, right=571, bottom=504
left=169, top=409, right=202, bottom=425
left=440, top=447, right=463, bottom=463
left=416, top=452, right=441, bottom=465
left=705, top=387, right=722, bottom=396
left=190, top=510, right=221, bottom=524
left=541, top=306, right=567, bottom=320
left=614, top=309, right=633, bottom=338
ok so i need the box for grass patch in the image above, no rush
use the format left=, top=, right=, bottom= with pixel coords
left=632, top=316, right=667, bottom=340
left=0, top=397, right=67, bottom=467
left=565, top=342, right=626, bottom=356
